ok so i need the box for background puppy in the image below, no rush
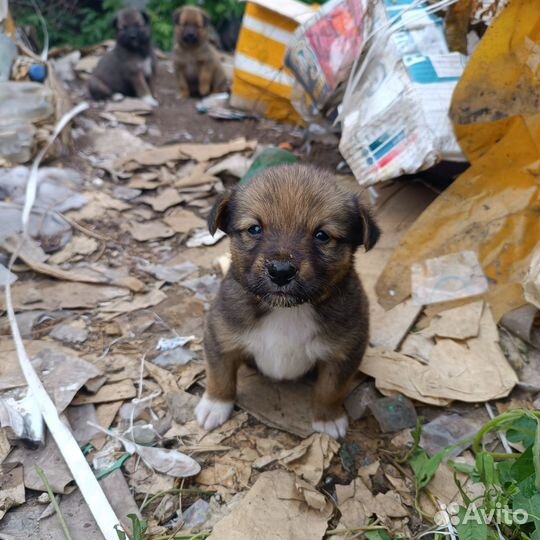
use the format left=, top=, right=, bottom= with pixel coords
left=88, top=8, right=157, bottom=106
left=173, top=6, right=228, bottom=98
left=195, top=165, right=380, bottom=439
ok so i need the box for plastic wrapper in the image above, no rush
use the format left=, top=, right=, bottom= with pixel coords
left=339, top=0, right=467, bottom=187
left=285, top=0, right=368, bottom=111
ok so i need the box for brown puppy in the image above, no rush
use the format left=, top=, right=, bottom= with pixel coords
left=195, top=165, right=380, bottom=439
left=172, top=6, right=228, bottom=98
left=88, top=8, right=158, bottom=106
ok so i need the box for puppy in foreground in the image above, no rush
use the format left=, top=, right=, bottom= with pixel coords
left=172, top=6, right=228, bottom=98
left=88, top=8, right=158, bottom=106
left=195, top=165, right=380, bottom=439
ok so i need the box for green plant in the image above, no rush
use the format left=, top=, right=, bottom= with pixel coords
left=409, top=410, right=540, bottom=540
left=115, top=514, right=148, bottom=540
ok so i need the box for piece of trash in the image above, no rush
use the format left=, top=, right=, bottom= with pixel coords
left=361, top=304, right=518, bottom=404
left=152, top=347, right=194, bottom=368
left=340, top=0, right=467, bottom=186
left=239, top=146, right=298, bottom=186
left=277, top=433, right=339, bottom=485
left=369, top=395, right=417, bottom=433
left=370, top=299, right=422, bottom=350
left=138, top=260, right=197, bottom=283
left=420, top=413, right=485, bottom=458
left=157, top=335, right=195, bottom=351
left=72, top=380, right=137, bottom=405
left=91, top=423, right=201, bottom=478
left=524, top=243, right=540, bottom=309
left=411, top=251, right=489, bottom=306
left=128, top=220, right=176, bottom=242
left=207, top=470, right=331, bottom=540
left=49, top=319, right=89, bottom=344
left=0, top=82, right=54, bottom=163
left=230, top=0, right=316, bottom=124
left=377, top=1, right=540, bottom=317
left=196, top=92, right=253, bottom=120
left=186, top=228, right=226, bottom=248
left=0, top=202, right=73, bottom=253
left=423, top=300, right=485, bottom=340
left=139, top=187, right=185, bottom=212
left=163, top=208, right=206, bottom=234
left=285, top=0, right=367, bottom=112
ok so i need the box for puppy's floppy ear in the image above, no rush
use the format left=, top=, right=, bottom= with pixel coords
left=140, top=10, right=150, bottom=25
left=201, top=11, right=210, bottom=27
left=173, top=8, right=182, bottom=25
left=208, top=191, right=233, bottom=235
left=352, top=196, right=380, bottom=251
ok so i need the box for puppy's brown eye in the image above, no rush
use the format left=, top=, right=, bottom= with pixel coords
left=314, top=230, right=330, bottom=243
left=248, top=224, right=262, bottom=236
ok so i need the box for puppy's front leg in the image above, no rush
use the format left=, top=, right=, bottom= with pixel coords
left=198, top=63, right=212, bottom=96
left=175, top=70, right=190, bottom=99
left=195, top=348, right=241, bottom=431
left=131, top=72, right=158, bottom=106
left=312, top=359, right=356, bottom=439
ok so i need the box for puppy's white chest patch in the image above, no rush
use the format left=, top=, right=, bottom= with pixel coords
left=142, top=58, right=152, bottom=77
left=239, top=305, right=330, bottom=380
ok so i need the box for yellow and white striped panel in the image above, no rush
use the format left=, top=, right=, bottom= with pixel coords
left=231, top=2, right=305, bottom=124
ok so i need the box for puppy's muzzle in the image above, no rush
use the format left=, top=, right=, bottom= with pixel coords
left=182, top=28, right=199, bottom=45
left=266, top=260, right=297, bottom=287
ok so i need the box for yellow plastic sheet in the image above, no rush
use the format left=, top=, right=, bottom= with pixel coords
left=376, top=0, right=540, bottom=320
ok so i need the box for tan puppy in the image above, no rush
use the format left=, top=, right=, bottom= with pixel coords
left=195, top=165, right=380, bottom=439
left=88, top=8, right=157, bottom=106
left=172, top=6, right=228, bottom=98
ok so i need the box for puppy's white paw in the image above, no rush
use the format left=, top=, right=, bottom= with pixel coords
left=142, top=94, right=159, bottom=107
left=195, top=394, right=234, bottom=431
left=312, top=415, right=349, bottom=439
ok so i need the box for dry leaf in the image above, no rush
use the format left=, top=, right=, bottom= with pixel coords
left=72, top=380, right=136, bottom=405
left=361, top=304, right=517, bottom=404
left=129, top=220, right=176, bottom=242
left=207, top=471, right=331, bottom=540
left=0, top=463, right=25, bottom=519
left=278, top=433, right=339, bottom=485
left=370, top=299, right=422, bottom=350
left=163, top=208, right=206, bottom=233
left=100, top=288, right=167, bottom=314
left=423, top=301, right=484, bottom=340
left=139, top=188, right=184, bottom=212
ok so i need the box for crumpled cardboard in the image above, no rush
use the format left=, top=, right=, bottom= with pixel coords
left=361, top=304, right=518, bottom=405
left=376, top=0, right=540, bottom=320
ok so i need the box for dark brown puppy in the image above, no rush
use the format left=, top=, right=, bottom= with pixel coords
left=88, top=8, right=157, bottom=106
left=195, top=165, right=380, bottom=439
left=172, top=6, right=228, bottom=98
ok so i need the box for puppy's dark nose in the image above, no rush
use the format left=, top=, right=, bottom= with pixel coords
left=267, top=261, right=297, bottom=286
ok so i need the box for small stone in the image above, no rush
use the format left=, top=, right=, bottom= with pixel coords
left=369, top=395, right=417, bottom=433
left=50, top=319, right=89, bottom=344
left=38, top=492, right=51, bottom=504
